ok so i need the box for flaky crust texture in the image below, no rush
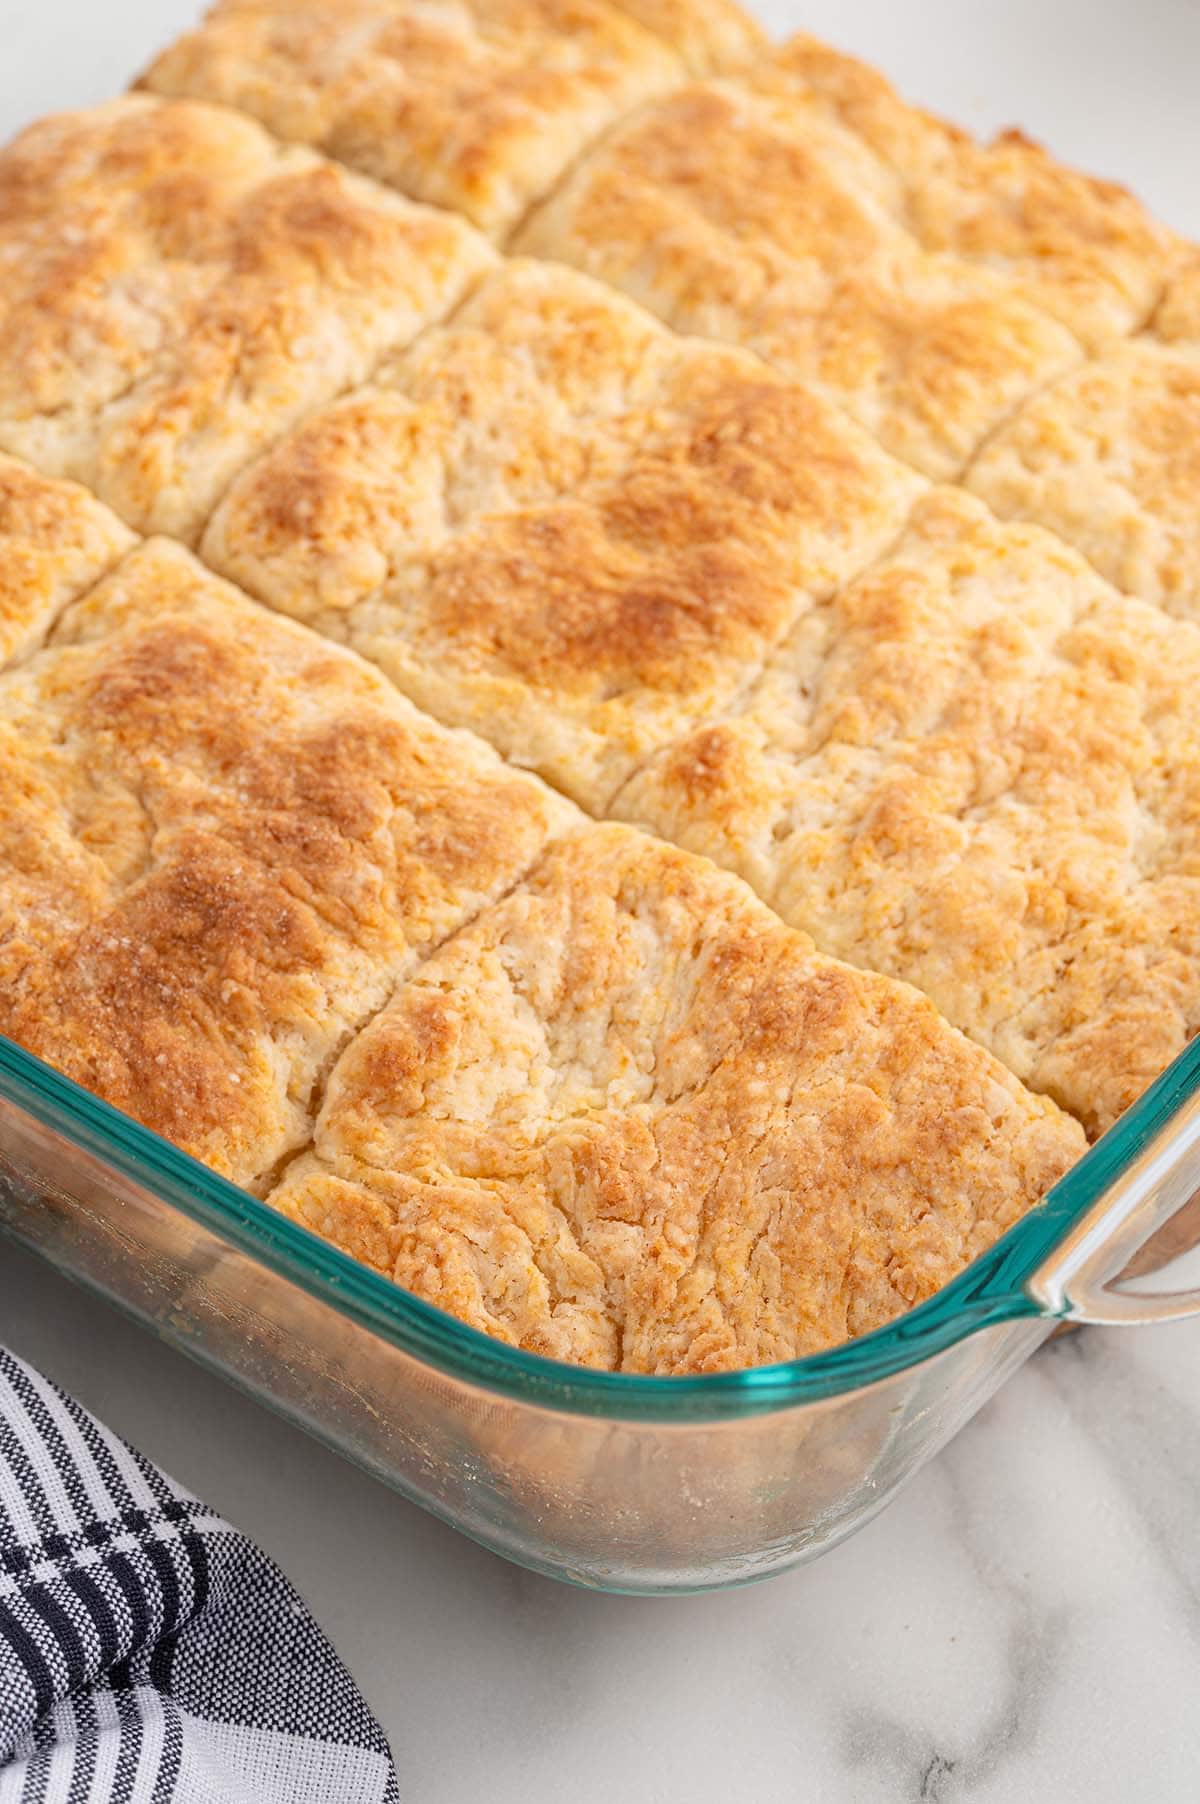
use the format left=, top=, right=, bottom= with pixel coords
left=967, top=341, right=1200, bottom=621
left=0, top=455, right=134, bottom=671
left=517, top=33, right=1182, bottom=477
left=0, top=94, right=492, bottom=542
left=617, top=489, right=1200, bottom=1138
left=268, top=826, right=1084, bottom=1373
left=517, top=77, right=1085, bottom=479
left=140, top=0, right=765, bottom=237
left=749, top=36, right=1182, bottom=346
left=0, top=535, right=574, bottom=1186
left=205, top=260, right=924, bottom=808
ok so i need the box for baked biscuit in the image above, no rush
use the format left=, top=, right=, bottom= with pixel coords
left=617, top=488, right=1200, bottom=1138
left=140, top=0, right=765, bottom=238
left=204, top=260, right=925, bottom=809
left=748, top=36, right=1180, bottom=347
left=967, top=340, right=1200, bottom=622
left=0, top=95, right=492, bottom=542
left=516, top=78, right=1083, bottom=477
left=0, top=455, right=134, bottom=671
left=268, top=825, right=1085, bottom=1373
left=0, top=538, right=575, bottom=1187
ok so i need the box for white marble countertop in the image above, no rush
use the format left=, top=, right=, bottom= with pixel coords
left=5, top=1245, right=1200, bottom=1801
left=3, top=0, right=1200, bottom=1797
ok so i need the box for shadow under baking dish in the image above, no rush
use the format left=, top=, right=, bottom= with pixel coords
left=1, top=1031, right=1199, bottom=1592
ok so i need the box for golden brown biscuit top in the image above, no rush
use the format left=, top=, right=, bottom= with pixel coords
left=967, top=340, right=1200, bottom=622
left=752, top=35, right=1182, bottom=346
left=0, top=537, right=574, bottom=1185
left=617, top=488, right=1200, bottom=1137
left=0, top=455, right=135, bottom=671
left=268, top=825, right=1084, bottom=1372
left=204, top=260, right=925, bottom=807
left=140, top=0, right=765, bottom=237
left=516, top=77, right=1083, bottom=477
left=0, top=94, right=493, bottom=542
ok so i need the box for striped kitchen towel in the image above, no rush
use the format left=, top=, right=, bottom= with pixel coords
left=0, top=1347, right=399, bottom=1803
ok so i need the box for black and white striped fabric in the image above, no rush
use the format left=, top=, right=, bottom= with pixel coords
left=0, top=1347, right=399, bottom=1803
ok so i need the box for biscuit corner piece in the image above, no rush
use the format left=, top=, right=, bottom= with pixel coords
left=205, top=257, right=925, bottom=811
left=0, top=453, right=135, bottom=672
left=0, top=537, right=576, bottom=1189
left=0, top=93, right=493, bottom=543
left=268, top=823, right=1085, bottom=1375
left=139, top=0, right=766, bottom=238
left=756, top=33, right=1182, bottom=347
left=617, top=486, right=1200, bottom=1138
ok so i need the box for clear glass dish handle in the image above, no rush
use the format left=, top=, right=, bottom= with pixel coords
left=1027, top=1082, right=1200, bottom=1326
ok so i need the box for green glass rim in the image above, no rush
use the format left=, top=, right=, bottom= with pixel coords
left=2, top=1031, right=1199, bottom=1422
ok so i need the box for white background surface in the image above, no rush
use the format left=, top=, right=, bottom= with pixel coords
left=2, top=2, right=1200, bottom=1799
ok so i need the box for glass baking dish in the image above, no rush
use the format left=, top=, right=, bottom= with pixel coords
left=2, top=1029, right=1199, bottom=1595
